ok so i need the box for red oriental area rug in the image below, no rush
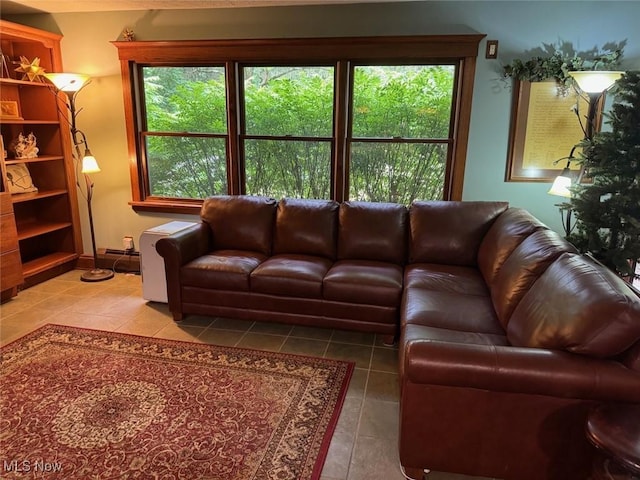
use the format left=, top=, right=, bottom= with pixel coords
left=0, top=324, right=353, bottom=479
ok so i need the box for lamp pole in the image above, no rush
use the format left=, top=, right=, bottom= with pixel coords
left=44, top=73, right=114, bottom=282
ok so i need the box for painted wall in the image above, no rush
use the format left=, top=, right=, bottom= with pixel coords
left=6, top=1, right=640, bottom=254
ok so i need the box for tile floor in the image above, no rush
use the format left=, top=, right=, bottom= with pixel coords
left=0, top=270, right=495, bottom=480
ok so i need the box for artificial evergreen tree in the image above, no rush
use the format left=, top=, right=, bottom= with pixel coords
left=569, top=71, right=640, bottom=280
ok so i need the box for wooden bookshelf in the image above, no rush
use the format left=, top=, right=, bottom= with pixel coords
left=0, top=20, right=83, bottom=290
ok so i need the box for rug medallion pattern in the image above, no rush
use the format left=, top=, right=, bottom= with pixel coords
left=0, top=324, right=353, bottom=479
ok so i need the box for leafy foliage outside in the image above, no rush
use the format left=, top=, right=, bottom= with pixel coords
left=569, top=71, right=640, bottom=279
left=142, top=64, right=455, bottom=204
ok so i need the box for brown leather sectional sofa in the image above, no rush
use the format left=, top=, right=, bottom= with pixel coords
left=157, top=195, right=408, bottom=343
left=156, top=195, right=640, bottom=480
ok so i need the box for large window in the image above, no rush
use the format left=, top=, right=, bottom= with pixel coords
left=349, top=65, right=454, bottom=204
left=115, top=35, right=483, bottom=213
left=243, top=66, right=334, bottom=199
left=142, top=66, right=228, bottom=198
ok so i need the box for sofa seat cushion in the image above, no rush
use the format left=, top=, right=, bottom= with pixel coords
left=508, top=253, right=640, bottom=358
left=402, top=287, right=504, bottom=335
left=250, top=254, right=332, bottom=298
left=181, top=250, right=266, bottom=291
left=323, top=260, right=403, bottom=306
left=405, top=263, right=488, bottom=296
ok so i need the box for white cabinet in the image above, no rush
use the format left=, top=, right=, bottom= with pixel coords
left=139, top=221, right=197, bottom=302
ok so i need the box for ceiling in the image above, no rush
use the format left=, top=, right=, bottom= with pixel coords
left=1, top=0, right=409, bottom=15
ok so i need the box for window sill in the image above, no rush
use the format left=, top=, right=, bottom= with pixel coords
left=130, top=199, right=203, bottom=215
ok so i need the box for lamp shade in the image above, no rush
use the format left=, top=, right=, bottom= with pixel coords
left=44, top=73, right=90, bottom=92
left=548, top=168, right=572, bottom=198
left=81, top=150, right=100, bottom=173
left=568, top=71, right=623, bottom=94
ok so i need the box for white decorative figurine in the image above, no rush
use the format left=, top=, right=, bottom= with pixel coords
left=11, top=132, right=39, bottom=159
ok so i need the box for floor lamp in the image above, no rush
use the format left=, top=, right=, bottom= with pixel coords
left=548, top=70, right=623, bottom=236
left=44, top=73, right=114, bottom=282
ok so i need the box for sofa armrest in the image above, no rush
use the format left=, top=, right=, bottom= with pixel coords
left=155, top=222, right=211, bottom=320
left=403, top=339, right=640, bottom=403
left=156, top=222, right=211, bottom=266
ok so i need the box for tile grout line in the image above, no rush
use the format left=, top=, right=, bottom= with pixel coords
left=343, top=340, right=376, bottom=479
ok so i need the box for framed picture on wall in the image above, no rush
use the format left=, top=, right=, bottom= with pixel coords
left=506, top=80, right=599, bottom=182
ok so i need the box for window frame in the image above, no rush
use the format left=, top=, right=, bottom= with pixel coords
left=113, top=35, right=484, bottom=214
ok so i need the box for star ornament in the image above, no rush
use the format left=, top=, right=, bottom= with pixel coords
left=14, top=56, right=46, bottom=82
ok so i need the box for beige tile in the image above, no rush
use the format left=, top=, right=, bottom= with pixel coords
left=0, top=306, right=55, bottom=327
left=103, top=296, right=156, bottom=319
left=46, top=310, right=129, bottom=331
left=347, top=435, right=406, bottom=480
left=178, top=314, right=216, bottom=328
left=331, top=330, right=376, bottom=346
left=371, top=346, right=398, bottom=373
left=290, top=324, right=334, bottom=340
left=249, top=321, right=293, bottom=336
left=60, top=280, right=112, bottom=297
left=236, top=332, right=286, bottom=352
left=210, top=317, right=254, bottom=331
left=321, top=430, right=354, bottom=479
left=325, top=343, right=372, bottom=369
left=28, top=279, right=77, bottom=294
left=198, top=328, right=245, bottom=347
left=29, top=293, right=81, bottom=312
left=67, top=295, right=120, bottom=315
left=116, top=315, right=173, bottom=337
left=133, top=303, right=173, bottom=323
left=0, top=290, right=53, bottom=317
left=335, top=396, right=362, bottom=435
left=152, top=323, right=205, bottom=342
left=0, top=323, right=35, bottom=346
left=280, top=337, right=328, bottom=357
left=358, top=398, right=399, bottom=439
left=346, top=368, right=368, bottom=400
left=365, top=371, right=399, bottom=402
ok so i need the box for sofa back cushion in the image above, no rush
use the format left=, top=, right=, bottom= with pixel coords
left=491, top=229, right=577, bottom=328
left=507, top=253, right=640, bottom=358
left=273, top=198, right=339, bottom=259
left=408, top=201, right=509, bottom=266
left=337, top=201, right=408, bottom=264
left=201, top=195, right=277, bottom=255
left=478, top=208, right=547, bottom=285
left=623, top=341, right=640, bottom=372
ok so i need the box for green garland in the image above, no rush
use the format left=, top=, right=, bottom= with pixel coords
left=503, top=41, right=625, bottom=93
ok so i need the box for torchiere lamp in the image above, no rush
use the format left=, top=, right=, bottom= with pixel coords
left=548, top=70, right=623, bottom=236
left=44, top=73, right=114, bottom=282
